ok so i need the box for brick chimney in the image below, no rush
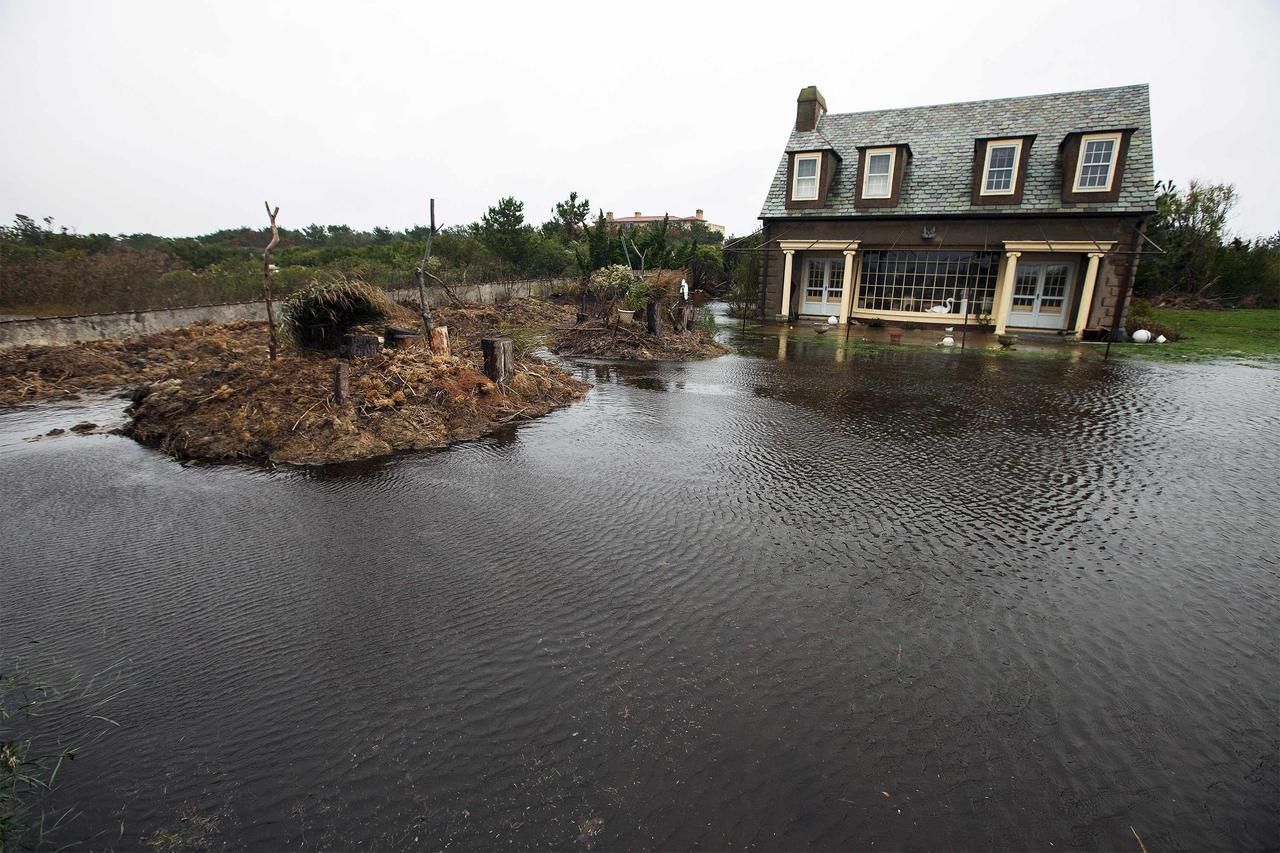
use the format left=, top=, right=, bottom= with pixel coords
left=795, top=86, right=826, bottom=132
left=634, top=211, right=643, bottom=217
left=695, top=209, right=704, bottom=220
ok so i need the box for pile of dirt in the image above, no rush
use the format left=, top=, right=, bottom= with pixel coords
left=418, top=299, right=578, bottom=350
left=549, top=319, right=730, bottom=361
left=0, top=321, right=271, bottom=406
left=0, top=307, right=591, bottom=465
left=125, top=346, right=588, bottom=465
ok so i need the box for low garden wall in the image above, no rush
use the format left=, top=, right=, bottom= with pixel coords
left=0, top=278, right=576, bottom=349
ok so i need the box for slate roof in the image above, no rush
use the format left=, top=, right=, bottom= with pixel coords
left=759, top=84, right=1155, bottom=219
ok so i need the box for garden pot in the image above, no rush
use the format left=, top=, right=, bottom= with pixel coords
left=888, top=331, right=903, bottom=344
left=618, top=309, right=636, bottom=323
left=997, top=333, right=1018, bottom=349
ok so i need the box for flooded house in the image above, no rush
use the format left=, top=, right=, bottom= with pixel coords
left=758, top=84, right=1157, bottom=335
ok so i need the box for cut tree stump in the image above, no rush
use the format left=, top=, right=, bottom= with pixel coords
left=646, top=301, right=661, bottom=336
left=340, top=333, right=380, bottom=358
left=429, top=326, right=450, bottom=356
left=333, top=362, right=350, bottom=403
left=481, top=336, right=514, bottom=386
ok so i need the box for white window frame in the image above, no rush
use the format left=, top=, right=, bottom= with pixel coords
left=792, top=154, right=821, bottom=201
left=980, top=138, right=1023, bottom=196
left=861, top=147, right=896, bottom=199
left=1072, top=131, right=1123, bottom=193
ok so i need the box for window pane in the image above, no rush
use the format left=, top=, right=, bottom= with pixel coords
left=867, top=174, right=890, bottom=196
left=868, top=153, right=892, bottom=175
left=796, top=176, right=817, bottom=198
left=797, top=158, right=818, bottom=177
left=989, top=145, right=1016, bottom=169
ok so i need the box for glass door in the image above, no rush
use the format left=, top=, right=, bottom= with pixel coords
left=802, top=258, right=845, bottom=317
left=1009, top=262, right=1074, bottom=329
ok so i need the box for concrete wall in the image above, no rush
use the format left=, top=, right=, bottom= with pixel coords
left=0, top=277, right=576, bottom=349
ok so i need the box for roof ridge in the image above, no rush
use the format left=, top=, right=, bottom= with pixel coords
left=821, top=83, right=1149, bottom=121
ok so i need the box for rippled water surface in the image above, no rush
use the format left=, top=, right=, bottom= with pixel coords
left=2, top=328, right=1278, bottom=851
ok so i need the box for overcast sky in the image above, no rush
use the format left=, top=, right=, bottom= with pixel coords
left=1, top=0, right=1277, bottom=240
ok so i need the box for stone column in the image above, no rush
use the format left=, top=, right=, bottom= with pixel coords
left=1073, top=252, right=1105, bottom=337
left=779, top=250, right=795, bottom=320
left=839, top=250, right=857, bottom=324
left=993, top=251, right=1022, bottom=335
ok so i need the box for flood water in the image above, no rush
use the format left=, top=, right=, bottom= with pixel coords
left=2, top=324, right=1277, bottom=851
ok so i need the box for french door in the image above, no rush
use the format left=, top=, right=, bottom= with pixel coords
left=802, top=258, right=845, bottom=317
left=1010, top=262, right=1074, bottom=329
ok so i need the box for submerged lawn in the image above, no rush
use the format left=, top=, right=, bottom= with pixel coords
left=1112, top=308, right=1280, bottom=362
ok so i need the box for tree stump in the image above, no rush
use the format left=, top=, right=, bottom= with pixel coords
left=333, top=362, right=350, bottom=403
left=340, top=333, right=380, bottom=358
left=481, top=336, right=514, bottom=386
left=646, top=300, right=661, bottom=336
left=430, top=326, right=450, bottom=356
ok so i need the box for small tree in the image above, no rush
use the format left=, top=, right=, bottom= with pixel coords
left=550, top=191, right=591, bottom=241
left=262, top=201, right=281, bottom=360
left=479, top=196, right=533, bottom=269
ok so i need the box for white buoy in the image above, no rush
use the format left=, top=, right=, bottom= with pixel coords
left=1132, top=329, right=1152, bottom=343
left=827, top=315, right=838, bottom=325
left=941, top=335, right=955, bottom=347
left=1155, top=334, right=1167, bottom=343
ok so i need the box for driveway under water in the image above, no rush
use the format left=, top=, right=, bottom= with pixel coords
left=1, top=325, right=1277, bottom=850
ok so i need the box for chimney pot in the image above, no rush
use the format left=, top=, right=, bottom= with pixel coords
left=634, top=211, right=642, bottom=217
left=795, top=85, right=827, bottom=132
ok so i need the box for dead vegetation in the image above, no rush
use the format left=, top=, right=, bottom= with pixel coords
left=0, top=298, right=591, bottom=465
left=550, top=319, right=729, bottom=360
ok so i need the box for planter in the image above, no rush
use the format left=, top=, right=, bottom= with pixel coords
left=997, top=333, right=1018, bottom=349
left=888, top=331, right=903, bottom=344
left=617, top=309, right=636, bottom=323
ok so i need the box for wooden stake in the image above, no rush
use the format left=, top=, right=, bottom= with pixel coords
left=262, top=201, right=281, bottom=361
left=416, top=198, right=436, bottom=334
left=481, top=336, right=514, bottom=386
left=333, top=362, right=350, bottom=403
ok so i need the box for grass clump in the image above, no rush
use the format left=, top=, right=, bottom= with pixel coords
left=280, top=276, right=411, bottom=349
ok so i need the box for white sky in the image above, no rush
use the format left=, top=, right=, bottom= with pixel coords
left=1, top=0, right=1277, bottom=240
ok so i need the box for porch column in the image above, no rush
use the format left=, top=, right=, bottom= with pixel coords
left=993, top=251, right=1022, bottom=335
left=779, top=250, right=795, bottom=321
left=838, top=249, right=857, bottom=323
left=1073, top=252, right=1105, bottom=337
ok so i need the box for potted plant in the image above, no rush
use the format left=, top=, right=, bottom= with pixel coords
left=620, top=281, right=653, bottom=324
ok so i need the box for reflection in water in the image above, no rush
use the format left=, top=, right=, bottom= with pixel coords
left=1, top=334, right=1277, bottom=852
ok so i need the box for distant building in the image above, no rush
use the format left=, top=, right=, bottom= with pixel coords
left=605, top=210, right=726, bottom=237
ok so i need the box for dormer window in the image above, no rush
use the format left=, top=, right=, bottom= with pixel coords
left=793, top=154, right=820, bottom=200
left=1073, top=132, right=1122, bottom=192
left=862, top=148, right=895, bottom=198
left=981, top=139, right=1023, bottom=195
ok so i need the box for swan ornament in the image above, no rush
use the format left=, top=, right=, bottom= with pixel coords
left=927, top=298, right=954, bottom=314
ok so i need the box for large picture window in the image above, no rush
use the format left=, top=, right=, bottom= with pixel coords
left=857, top=250, right=1001, bottom=316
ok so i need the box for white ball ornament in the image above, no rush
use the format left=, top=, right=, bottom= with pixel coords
left=1132, top=329, right=1152, bottom=343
